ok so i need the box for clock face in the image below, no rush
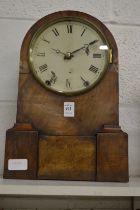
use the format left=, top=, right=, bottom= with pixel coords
left=29, top=18, right=110, bottom=95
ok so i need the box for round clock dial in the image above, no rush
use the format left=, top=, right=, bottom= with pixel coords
left=29, top=17, right=110, bottom=95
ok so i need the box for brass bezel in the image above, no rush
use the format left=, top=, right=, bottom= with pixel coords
left=28, top=15, right=111, bottom=96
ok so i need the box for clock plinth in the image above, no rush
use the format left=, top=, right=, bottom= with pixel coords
left=38, top=135, right=96, bottom=181
left=3, top=11, right=129, bottom=182
left=3, top=124, right=128, bottom=182
left=3, top=123, right=38, bottom=180
left=96, top=125, right=128, bottom=182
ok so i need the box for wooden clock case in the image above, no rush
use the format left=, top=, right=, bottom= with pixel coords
left=3, top=11, right=129, bottom=182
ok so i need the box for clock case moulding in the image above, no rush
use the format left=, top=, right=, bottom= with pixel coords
left=3, top=11, right=129, bottom=182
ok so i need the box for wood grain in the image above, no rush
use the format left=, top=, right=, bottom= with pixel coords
left=96, top=126, right=129, bottom=182
left=3, top=11, right=128, bottom=181
left=4, top=123, right=38, bottom=179
left=17, top=10, right=119, bottom=136
left=17, top=68, right=118, bottom=135
left=38, top=136, right=96, bottom=181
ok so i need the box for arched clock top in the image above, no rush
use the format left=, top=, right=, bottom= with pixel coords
left=17, top=10, right=119, bottom=135
left=20, top=10, right=118, bottom=75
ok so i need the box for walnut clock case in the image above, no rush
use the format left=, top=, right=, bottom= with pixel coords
left=3, top=11, right=129, bottom=182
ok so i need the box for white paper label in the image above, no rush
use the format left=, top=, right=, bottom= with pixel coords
left=8, top=159, right=28, bottom=171
left=64, top=102, right=75, bottom=117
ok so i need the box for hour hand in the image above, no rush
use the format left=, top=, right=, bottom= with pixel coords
left=51, top=48, right=73, bottom=60
left=51, top=48, right=66, bottom=56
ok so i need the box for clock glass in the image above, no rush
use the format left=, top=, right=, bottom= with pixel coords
left=29, top=17, right=110, bottom=95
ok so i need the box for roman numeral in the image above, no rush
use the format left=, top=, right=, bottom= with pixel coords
left=37, top=52, right=45, bottom=56
left=52, top=28, right=59, bottom=36
left=45, top=80, right=51, bottom=86
left=45, top=72, right=57, bottom=86
left=88, top=65, right=98, bottom=73
left=81, top=28, right=86, bottom=36
left=50, top=71, right=57, bottom=84
left=42, top=37, right=50, bottom=43
left=66, top=79, right=71, bottom=88
left=80, top=76, right=90, bottom=87
left=93, top=53, right=101, bottom=58
left=39, top=64, right=48, bottom=73
left=67, top=25, right=72, bottom=33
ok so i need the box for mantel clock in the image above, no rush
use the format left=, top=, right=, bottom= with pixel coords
left=3, top=11, right=128, bottom=182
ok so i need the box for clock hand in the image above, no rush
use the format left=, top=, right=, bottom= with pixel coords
left=70, top=46, right=85, bottom=55
left=51, top=48, right=73, bottom=60
left=88, top=40, right=99, bottom=46
left=51, top=48, right=66, bottom=56
left=71, top=40, right=98, bottom=56
left=52, top=40, right=99, bottom=59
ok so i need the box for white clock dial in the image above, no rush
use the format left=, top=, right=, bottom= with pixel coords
left=29, top=19, right=110, bottom=95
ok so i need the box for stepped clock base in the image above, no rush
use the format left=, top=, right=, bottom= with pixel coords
left=3, top=123, right=38, bottom=179
left=3, top=123, right=128, bottom=182
left=38, top=135, right=96, bottom=181
left=96, top=125, right=129, bottom=182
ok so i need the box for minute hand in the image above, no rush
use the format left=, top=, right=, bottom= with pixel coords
left=71, top=40, right=98, bottom=55
left=88, top=40, right=98, bottom=46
